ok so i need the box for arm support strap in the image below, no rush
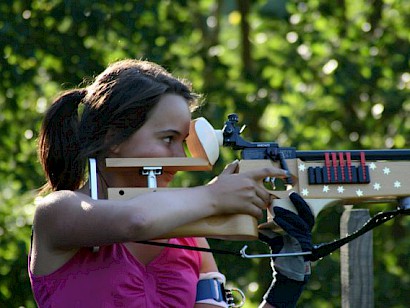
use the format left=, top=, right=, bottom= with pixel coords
left=196, top=272, right=228, bottom=307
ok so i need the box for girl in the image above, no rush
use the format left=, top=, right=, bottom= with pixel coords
left=29, top=59, right=313, bottom=307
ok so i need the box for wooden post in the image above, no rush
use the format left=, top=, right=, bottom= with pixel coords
left=340, top=207, right=374, bottom=308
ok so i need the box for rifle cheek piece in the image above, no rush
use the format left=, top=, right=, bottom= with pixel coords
left=186, top=117, right=223, bottom=166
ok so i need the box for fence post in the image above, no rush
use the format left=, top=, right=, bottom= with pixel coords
left=340, top=206, right=374, bottom=308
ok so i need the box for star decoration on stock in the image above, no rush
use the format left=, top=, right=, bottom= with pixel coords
left=301, top=188, right=309, bottom=196
left=356, top=189, right=364, bottom=197
left=394, top=181, right=401, bottom=188
left=297, top=160, right=405, bottom=200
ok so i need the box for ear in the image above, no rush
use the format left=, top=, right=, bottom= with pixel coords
left=105, top=129, right=122, bottom=155
left=109, top=143, right=121, bottom=155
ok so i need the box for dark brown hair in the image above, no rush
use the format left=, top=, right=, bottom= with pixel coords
left=38, top=59, right=200, bottom=193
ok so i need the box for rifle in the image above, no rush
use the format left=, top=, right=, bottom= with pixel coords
left=218, top=114, right=410, bottom=221
left=90, top=114, right=410, bottom=260
left=199, top=113, right=410, bottom=260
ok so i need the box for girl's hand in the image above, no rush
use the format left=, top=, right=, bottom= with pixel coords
left=206, top=161, right=288, bottom=218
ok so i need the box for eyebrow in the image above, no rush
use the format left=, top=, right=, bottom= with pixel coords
left=156, top=129, right=185, bottom=137
left=155, top=128, right=190, bottom=139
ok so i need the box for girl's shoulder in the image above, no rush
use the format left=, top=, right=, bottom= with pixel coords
left=37, top=190, right=87, bottom=205
left=34, top=190, right=89, bottom=218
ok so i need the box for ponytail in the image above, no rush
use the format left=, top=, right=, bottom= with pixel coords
left=38, top=89, right=87, bottom=193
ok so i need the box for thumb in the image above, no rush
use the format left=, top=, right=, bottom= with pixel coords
left=220, top=160, right=239, bottom=175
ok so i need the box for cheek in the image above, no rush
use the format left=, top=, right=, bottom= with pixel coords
left=172, top=143, right=187, bottom=157
left=117, top=132, right=159, bottom=157
left=135, top=141, right=173, bottom=158
left=132, top=145, right=169, bottom=158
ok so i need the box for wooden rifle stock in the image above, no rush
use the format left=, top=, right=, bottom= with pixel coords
left=237, top=155, right=410, bottom=231
left=102, top=157, right=259, bottom=240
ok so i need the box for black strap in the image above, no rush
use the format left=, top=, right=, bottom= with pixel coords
left=136, top=240, right=242, bottom=256
left=309, top=206, right=409, bottom=261
left=137, top=206, right=410, bottom=260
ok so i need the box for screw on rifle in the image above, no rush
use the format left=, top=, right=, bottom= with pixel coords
left=228, top=113, right=239, bottom=122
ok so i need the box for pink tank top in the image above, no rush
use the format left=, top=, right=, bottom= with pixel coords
left=29, top=238, right=201, bottom=307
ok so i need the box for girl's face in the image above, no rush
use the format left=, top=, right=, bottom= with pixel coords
left=109, top=93, right=191, bottom=187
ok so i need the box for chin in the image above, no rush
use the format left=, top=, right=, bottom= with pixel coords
left=157, top=173, right=174, bottom=187
left=157, top=181, right=172, bottom=188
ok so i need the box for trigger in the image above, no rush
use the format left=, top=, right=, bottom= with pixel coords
left=264, top=177, right=276, bottom=190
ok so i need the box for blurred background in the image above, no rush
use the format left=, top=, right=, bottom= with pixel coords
left=1, top=0, right=410, bottom=306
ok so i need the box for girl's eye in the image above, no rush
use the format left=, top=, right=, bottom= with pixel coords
left=163, top=136, right=173, bottom=143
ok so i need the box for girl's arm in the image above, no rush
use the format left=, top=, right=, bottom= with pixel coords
left=34, top=165, right=287, bottom=250
left=34, top=188, right=220, bottom=250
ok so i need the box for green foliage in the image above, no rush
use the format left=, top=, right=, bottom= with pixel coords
left=0, top=192, right=35, bottom=307
left=1, top=0, right=410, bottom=306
